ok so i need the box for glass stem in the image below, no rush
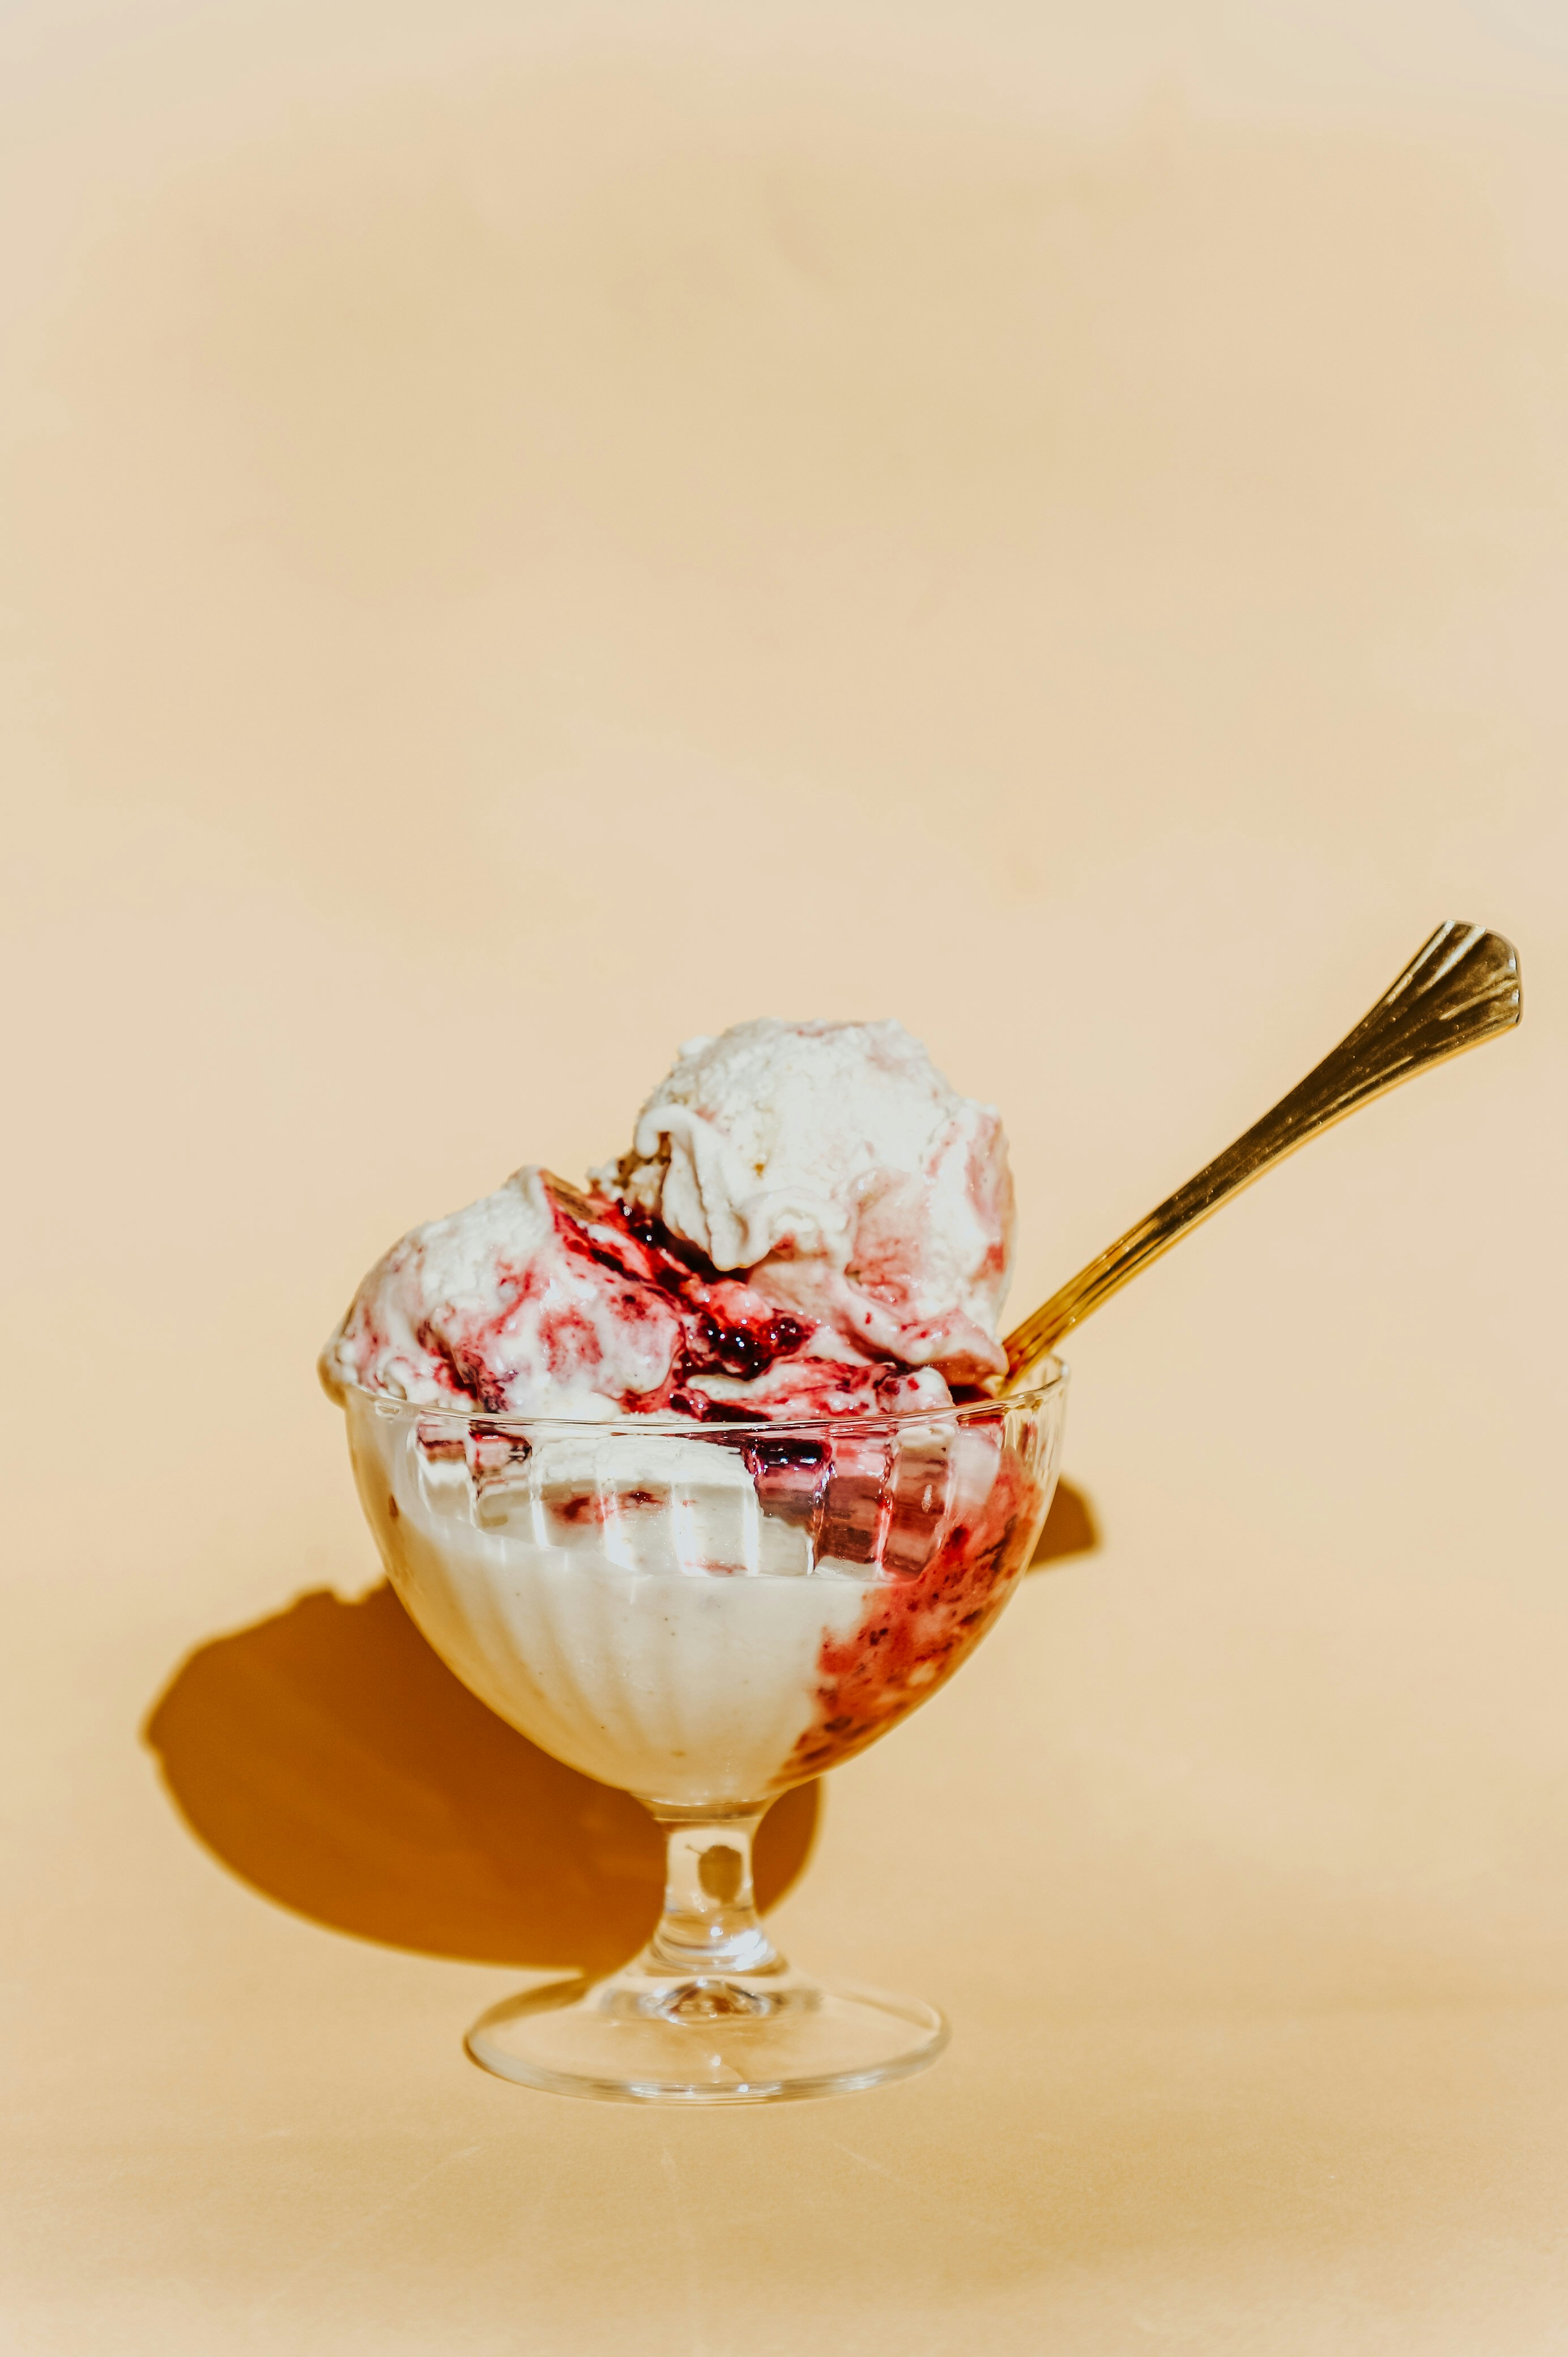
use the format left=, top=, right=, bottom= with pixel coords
left=642, top=1805, right=782, bottom=1979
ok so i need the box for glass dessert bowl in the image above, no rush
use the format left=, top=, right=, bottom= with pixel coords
left=338, top=1365, right=1067, bottom=2103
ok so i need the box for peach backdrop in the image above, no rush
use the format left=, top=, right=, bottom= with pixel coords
left=2, top=0, right=1565, bottom=2349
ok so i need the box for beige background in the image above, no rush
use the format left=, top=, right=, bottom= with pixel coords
left=3, top=0, right=1566, bottom=2348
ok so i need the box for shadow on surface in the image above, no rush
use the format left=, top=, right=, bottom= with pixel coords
left=145, top=1482, right=1093, bottom=1969
left=1029, top=1478, right=1100, bottom=1572
left=144, top=1582, right=819, bottom=1973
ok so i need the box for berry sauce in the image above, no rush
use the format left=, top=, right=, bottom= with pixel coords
left=542, top=1180, right=819, bottom=1417
left=394, top=1174, right=928, bottom=1425
left=784, top=1447, right=1043, bottom=1782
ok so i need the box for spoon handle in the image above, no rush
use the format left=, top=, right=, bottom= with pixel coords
left=1002, top=921, right=1521, bottom=1388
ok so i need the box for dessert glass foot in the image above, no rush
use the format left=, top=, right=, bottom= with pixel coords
left=466, top=1806, right=945, bottom=2103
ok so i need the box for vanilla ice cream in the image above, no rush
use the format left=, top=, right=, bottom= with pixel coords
left=343, top=1385, right=1059, bottom=1803
left=323, top=1017, right=1058, bottom=1807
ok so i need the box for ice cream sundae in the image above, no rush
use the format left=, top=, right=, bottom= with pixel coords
left=322, top=1015, right=1066, bottom=2100
left=317, top=921, right=1521, bottom=2103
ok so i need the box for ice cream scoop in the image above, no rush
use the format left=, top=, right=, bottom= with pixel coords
left=325, top=1019, right=1014, bottom=1420
left=602, top=1019, right=1014, bottom=1384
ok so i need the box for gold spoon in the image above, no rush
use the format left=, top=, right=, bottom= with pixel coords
left=1002, top=921, right=1522, bottom=1391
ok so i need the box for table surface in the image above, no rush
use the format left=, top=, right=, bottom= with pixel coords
left=3, top=3, right=1566, bottom=2349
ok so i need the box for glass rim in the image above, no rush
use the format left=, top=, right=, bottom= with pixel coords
left=333, top=1356, right=1068, bottom=1439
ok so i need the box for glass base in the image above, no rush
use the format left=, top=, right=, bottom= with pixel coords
left=466, top=1962, right=948, bottom=2105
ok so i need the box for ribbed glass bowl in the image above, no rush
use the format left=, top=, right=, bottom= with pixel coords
left=334, top=1363, right=1068, bottom=2103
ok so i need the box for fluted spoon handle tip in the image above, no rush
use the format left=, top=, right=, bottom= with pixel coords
left=1002, top=921, right=1522, bottom=1386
